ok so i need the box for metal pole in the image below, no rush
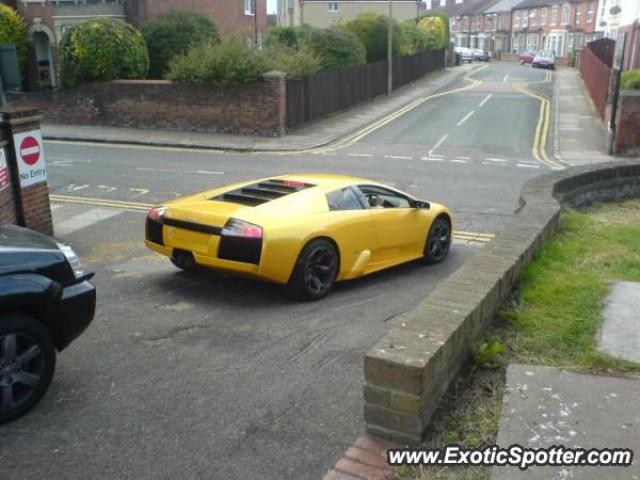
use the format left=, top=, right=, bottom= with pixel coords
left=387, top=0, right=393, bottom=96
left=254, top=0, right=258, bottom=46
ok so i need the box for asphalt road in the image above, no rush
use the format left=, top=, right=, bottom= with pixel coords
left=1, top=62, right=556, bottom=480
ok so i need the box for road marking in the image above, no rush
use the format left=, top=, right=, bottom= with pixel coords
left=98, top=185, right=117, bottom=193
left=427, top=134, right=448, bottom=157
left=421, top=157, right=443, bottom=161
left=384, top=155, right=413, bottom=160
left=503, top=74, right=509, bottom=82
left=54, top=208, right=123, bottom=236
left=130, top=188, right=149, bottom=196
left=478, top=93, right=493, bottom=107
left=456, top=156, right=470, bottom=160
left=68, top=183, right=89, bottom=192
left=450, top=159, right=468, bottom=163
left=347, top=153, right=373, bottom=157
left=516, top=163, right=540, bottom=168
left=485, top=157, right=507, bottom=163
left=196, top=170, right=224, bottom=175
left=50, top=194, right=153, bottom=211
left=481, top=161, right=505, bottom=166
left=456, top=110, right=475, bottom=127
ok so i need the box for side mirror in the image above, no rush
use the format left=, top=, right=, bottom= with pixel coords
left=412, top=200, right=430, bottom=209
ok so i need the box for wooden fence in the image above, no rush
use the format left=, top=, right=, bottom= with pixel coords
left=286, top=49, right=444, bottom=129
left=580, top=40, right=613, bottom=120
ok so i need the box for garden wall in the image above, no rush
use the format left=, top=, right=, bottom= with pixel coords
left=7, top=74, right=287, bottom=137
left=614, top=90, right=640, bottom=156
left=364, top=159, right=640, bottom=445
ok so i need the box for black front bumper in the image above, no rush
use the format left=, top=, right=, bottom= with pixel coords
left=58, top=278, right=96, bottom=350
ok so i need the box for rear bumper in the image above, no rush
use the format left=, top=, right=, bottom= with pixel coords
left=58, top=278, right=96, bottom=350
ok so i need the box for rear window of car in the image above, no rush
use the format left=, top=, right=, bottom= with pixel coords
left=326, top=188, right=363, bottom=211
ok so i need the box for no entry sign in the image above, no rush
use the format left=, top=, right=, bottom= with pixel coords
left=14, top=129, right=47, bottom=188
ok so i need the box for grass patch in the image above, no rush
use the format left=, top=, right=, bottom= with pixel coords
left=398, top=199, right=640, bottom=480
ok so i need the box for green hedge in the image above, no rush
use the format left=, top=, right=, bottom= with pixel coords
left=60, top=19, right=149, bottom=88
left=142, top=11, right=220, bottom=78
left=343, top=13, right=400, bottom=63
left=0, top=5, right=27, bottom=73
left=300, top=27, right=365, bottom=70
left=621, top=70, right=640, bottom=90
left=264, top=25, right=299, bottom=49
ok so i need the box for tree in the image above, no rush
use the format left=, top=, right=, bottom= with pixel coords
left=417, top=16, right=445, bottom=50
left=142, top=11, right=219, bottom=78
left=418, top=12, right=450, bottom=49
left=60, top=19, right=149, bottom=88
left=343, top=13, right=400, bottom=63
left=0, top=5, right=27, bottom=73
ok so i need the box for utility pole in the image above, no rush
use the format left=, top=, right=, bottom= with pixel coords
left=254, top=0, right=259, bottom=46
left=387, top=0, right=393, bottom=95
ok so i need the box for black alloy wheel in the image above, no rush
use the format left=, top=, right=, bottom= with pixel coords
left=0, top=315, right=56, bottom=424
left=288, top=239, right=339, bottom=300
left=423, top=217, right=452, bottom=265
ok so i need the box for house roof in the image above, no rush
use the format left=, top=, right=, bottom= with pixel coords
left=483, top=0, right=523, bottom=13
left=425, top=0, right=501, bottom=17
left=512, top=0, right=565, bottom=10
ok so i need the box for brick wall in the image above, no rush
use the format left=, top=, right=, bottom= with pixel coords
left=8, top=75, right=288, bottom=137
left=614, top=91, right=640, bottom=156
left=127, top=0, right=269, bottom=41
left=0, top=108, right=53, bottom=236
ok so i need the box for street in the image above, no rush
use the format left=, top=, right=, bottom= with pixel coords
left=2, top=62, right=559, bottom=479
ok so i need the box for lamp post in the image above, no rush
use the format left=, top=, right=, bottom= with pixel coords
left=387, top=0, right=393, bottom=96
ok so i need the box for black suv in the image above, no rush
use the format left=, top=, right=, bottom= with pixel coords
left=0, top=225, right=96, bottom=423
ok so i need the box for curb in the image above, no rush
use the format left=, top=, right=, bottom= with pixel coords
left=42, top=65, right=484, bottom=154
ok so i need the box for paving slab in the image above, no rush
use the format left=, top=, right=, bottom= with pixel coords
left=599, top=281, right=640, bottom=363
left=493, top=364, right=640, bottom=480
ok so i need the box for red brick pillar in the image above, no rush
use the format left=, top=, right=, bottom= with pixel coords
left=263, top=70, right=287, bottom=136
left=0, top=108, right=53, bottom=236
left=614, top=91, right=640, bottom=156
left=0, top=132, right=19, bottom=226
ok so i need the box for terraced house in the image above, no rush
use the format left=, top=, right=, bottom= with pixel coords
left=510, top=0, right=601, bottom=56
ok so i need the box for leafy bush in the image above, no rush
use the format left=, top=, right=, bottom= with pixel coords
left=301, top=27, right=365, bottom=70
left=343, top=12, right=400, bottom=63
left=264, top=25, right=298, bottom=49
left=60, top=19, right=149, bottom=88
left=621, top=70, right=640, bottom=90
left=418, top=12, right=450, bottom=49
left=168, top=38, right=267, bottom=85
left=398, top=18, right=438, bottom=55
left=417, top=16, right=446, bottom=50
left=0, top=5, right=27, bottom=72
left=264, top=45, right=321, bottom=78
left=142, top=11, right=219, bottom=78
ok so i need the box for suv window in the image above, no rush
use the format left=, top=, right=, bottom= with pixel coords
left=326, top=187, right=364, bottom=211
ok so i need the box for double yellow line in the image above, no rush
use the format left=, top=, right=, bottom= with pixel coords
left=50, top=194, right=154, bottom=211
left=517, top=86, right=566, bottom=170
left=453, top=230, right=495, bottom=243
left=317, top=65, right=488, bottom=151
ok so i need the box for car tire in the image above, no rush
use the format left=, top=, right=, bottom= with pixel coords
left=423, top=217, right=452, bottom=265
left=0, top=314, right=56, bottom=424
left=287, top=239, right=339, bottom=301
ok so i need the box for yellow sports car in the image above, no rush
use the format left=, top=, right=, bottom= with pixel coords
left=145, top=174, right=453, bottom=300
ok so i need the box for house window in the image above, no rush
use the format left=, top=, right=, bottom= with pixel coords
left=542, top=7, right=546, bottom=16
left=440, top=0, right=446, bottom=6
left=244, top=0, right=254, bottom=15
left=514, top=15, right=520, bottom=29
left=576, top=8, right=581, bottom=24
left=522, top=11, right=528, bottom=27
left=562, top=4, right=569, bottom=25
left=551, top=5, right=558, bottom=25
left=426, top=0, right=432, bottom=9
left=328, top=1, right=338, bottom=12
left=587, top=4, right=594, bottom=23
left=530, top=10, right=536, bottom=26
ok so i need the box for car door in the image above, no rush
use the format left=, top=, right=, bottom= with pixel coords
left=324, top=186, right=378, bottom=280
left=355, top=185, right=428, bottom=268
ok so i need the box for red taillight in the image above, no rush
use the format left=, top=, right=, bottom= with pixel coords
left=222, top=218, right=263, bottom=238
left=147, top=206, right=168, bottom=221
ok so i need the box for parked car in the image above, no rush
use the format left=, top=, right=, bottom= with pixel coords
left=0, top=225, right=96, bottom=423
left=455, top=47, right=474, bottom=63
left=519, top=51, right=536, bottom=64
left=472, top=49, right=490, bottom=62
left=145, top=174, right=453, bottom=300
left=532, top=51, right=556, bottom=69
